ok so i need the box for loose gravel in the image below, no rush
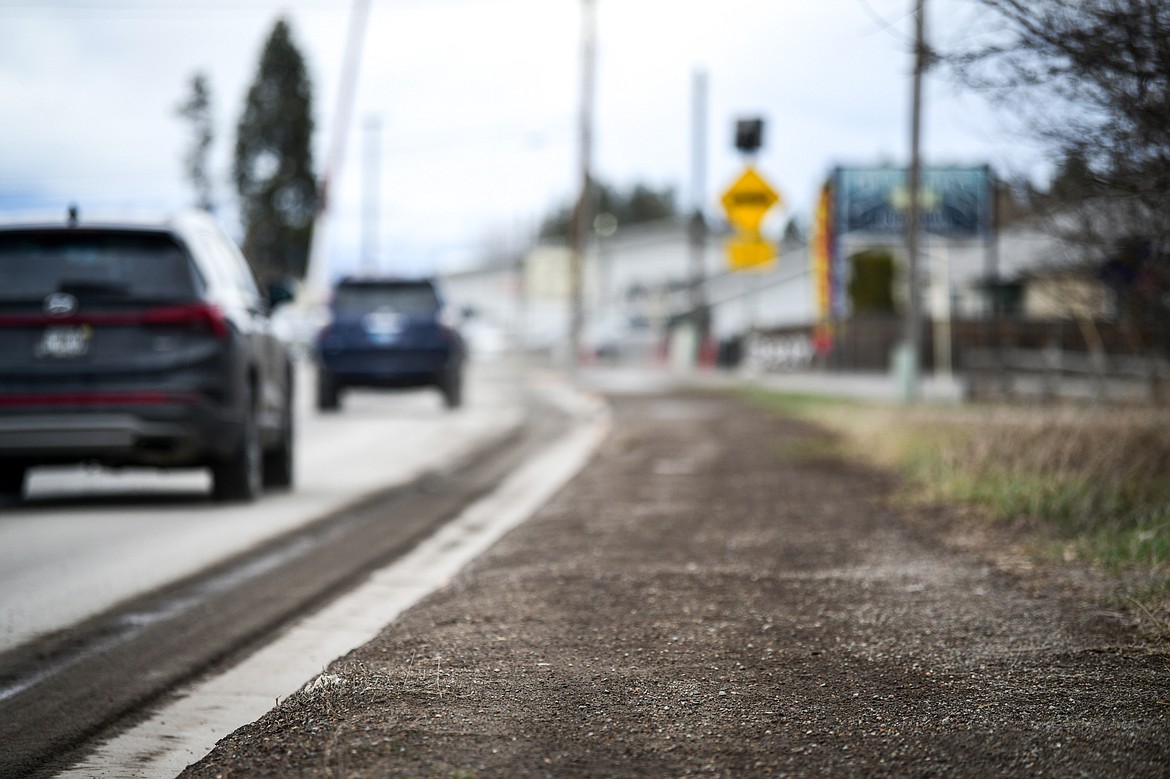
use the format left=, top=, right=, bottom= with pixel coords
left=182, top=390, right=1169, bottom=778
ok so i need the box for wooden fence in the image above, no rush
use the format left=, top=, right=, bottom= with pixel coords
left=748, top=315, right=1170, bottom=404
left=962, top=347, right=1170, bottom=404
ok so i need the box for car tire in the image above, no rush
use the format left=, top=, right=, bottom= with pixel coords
left=212, top=400, right=262, bottom=503
left=439, top=368, right=463, bottom=410
left=0, top=463, right=26, bottom=501
left=317, top=368, right=340, bottom=411
left=263, top=380, right=294, bottom=489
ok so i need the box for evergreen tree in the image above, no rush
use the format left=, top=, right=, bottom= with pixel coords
left=781, top=216, right=806, bottom=246
left=234, top=18, right=317, bottom=282
left=176, top=71, right=215, bottom=211
left=538, top=181, right=677, bottom=240
left=625, top=184, right=676, bottom=224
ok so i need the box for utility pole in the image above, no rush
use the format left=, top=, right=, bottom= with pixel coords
left=688, top=70, right=709, bottom=348
left=569, top=0, right=597, bottom=373
left=900, top=0, right=926, bottom=404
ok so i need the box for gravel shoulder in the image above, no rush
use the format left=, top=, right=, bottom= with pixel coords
left=182, top=388, right=1169, bottom=778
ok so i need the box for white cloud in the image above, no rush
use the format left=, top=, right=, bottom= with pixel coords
left=0, top=0, right=1049, bottom=274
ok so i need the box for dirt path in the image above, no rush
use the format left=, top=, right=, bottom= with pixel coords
left=183, top=390, right=1169, bottom=778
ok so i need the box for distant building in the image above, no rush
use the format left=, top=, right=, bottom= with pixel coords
left=440, top=165, right=1134, bottom=372
left=441, top=217, right=811, bottom=365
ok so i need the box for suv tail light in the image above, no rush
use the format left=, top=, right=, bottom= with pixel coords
left=141, top=303, right=230, bottom=339
left=0, top=303, right=230, bottom=339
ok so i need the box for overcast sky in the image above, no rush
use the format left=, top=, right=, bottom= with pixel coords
left=0, top=0, right=1049, bottom=278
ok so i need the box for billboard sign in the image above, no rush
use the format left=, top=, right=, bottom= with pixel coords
left=833, top=166, right=992, bottom=238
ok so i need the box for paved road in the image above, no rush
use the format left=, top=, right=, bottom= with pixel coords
left=0, top=358, right=525, bottom=653
left=53, top=373, right=607, bottom=778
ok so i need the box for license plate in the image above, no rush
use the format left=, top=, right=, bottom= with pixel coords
left=37, top=325, right=92, bottom=359
left=363, top=312, right=404, bottom=344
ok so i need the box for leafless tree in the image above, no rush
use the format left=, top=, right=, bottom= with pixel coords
left=949, top=0, right=1170, bottom=333
left=953, top=1, right=1169, bottom=207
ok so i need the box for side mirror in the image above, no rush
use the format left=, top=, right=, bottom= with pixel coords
left=267, top=280, right=296, bottom=310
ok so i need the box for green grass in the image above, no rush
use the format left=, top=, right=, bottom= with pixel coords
left=740, top=387, right=1170, bottom=620
left=772, top=435, right=844, bottom=464
left=735, top=387, right=860, bottom=419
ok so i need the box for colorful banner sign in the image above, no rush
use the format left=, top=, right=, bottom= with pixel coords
left=810, top=183, right=836, bottom=353
left=811, top=184, right=833, bottom=320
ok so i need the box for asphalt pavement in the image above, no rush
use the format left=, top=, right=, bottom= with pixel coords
left=54, top=361, right=609, bottom=779
left=0, top=357, right=525, bottom=655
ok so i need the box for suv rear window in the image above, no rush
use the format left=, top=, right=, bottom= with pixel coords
left=332, top=283, right=439, bottom=316
left=0, top=230, right=201, bottom=303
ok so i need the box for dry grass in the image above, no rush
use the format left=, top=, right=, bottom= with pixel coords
left=739, top=387, right=1170, bottom=622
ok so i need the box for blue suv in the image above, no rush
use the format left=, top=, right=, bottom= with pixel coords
left=314, top=277, right=465, bottom=411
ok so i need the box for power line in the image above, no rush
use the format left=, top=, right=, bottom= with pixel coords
left=852, top=0, right=916, bottom=45
left=0, top=0, right=521, bottom=15
left=0, top=0, right=343, bottom=11
left=378, top=121, right=574, bottom=157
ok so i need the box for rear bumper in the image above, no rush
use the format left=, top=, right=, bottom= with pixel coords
left=318, top=346, right=460, bottom=388
left=0, top=398, right=239, bottom=468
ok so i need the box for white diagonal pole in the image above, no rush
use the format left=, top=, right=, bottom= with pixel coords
left=302, top=0, right=372, bottom=303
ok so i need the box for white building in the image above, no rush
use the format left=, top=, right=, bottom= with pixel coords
left=440, top=217, right=816, bottom=366
left=438, top=207, right=1093, bottom=371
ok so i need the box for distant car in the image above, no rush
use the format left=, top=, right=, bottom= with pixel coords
left=0, top=209, right=297, bottom=502
left=314, top=277, right=465, bottom=411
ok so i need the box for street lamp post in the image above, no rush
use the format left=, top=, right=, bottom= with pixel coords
left=362, top=114, right=380, bottom=273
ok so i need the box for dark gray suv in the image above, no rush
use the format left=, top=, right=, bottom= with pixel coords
left=0, top=210, right=296, bottom=502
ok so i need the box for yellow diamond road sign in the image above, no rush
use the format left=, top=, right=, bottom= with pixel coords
left=727, top=233, right=777, bottom=272
left=721, top=166, right=782, bottom=232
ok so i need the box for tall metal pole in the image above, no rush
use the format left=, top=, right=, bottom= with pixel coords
left=362, top=114, right=380, bottom=273
left=901, top=0, right=926, bottom=404
left=569, top=0, right=596, bottom=372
